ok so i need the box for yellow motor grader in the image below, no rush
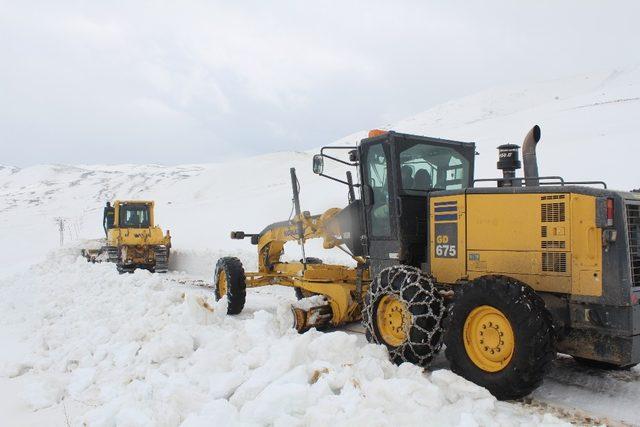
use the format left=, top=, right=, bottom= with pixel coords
left=83, top=200, right=171, bottom=273
left=214, top=127, right=640, bottom=400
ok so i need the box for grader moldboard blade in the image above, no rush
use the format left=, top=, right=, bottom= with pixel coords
left=291, top=296, right=333, bottom=333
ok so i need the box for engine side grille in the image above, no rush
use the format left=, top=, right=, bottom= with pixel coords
left=540, top=195, right=568, bottom=273
left=541, top=202, right=566, bottom=223
left=628, top=203, right=640, bottom=287
left=542, top=240, right=566, bottom=249
left=542, top=252, right=567, bottom=273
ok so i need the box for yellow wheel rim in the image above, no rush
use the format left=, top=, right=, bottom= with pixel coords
left=463, top=305, right=515, bottom=372
left=376, top=295, right=412, bottom=347
left=217, top=270, right=228, bottom=297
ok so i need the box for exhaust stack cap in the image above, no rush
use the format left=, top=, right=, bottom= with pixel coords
left=522, top=125, right=542, bottom=186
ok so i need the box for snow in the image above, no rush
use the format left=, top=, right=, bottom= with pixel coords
left=0, top=251, right=567, bottom=426
left=2, top=68, right=640, bottom=425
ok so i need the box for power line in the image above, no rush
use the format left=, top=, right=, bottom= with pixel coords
left=54, top=217, right=67, bottom=246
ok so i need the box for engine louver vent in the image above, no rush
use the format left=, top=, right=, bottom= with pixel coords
left=540, top=195, right=568, bottom=274
left=541, top=241, right=566, bottom=249
left=541, top=201, right=566, bottom=223
left=627, top=203, right=640, bottom=287
left=542, top=252, right=567, bottom=272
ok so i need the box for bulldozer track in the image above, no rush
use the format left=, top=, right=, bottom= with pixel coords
left=106, top=246, right=118, bottom=263
left=154, top=246, right=169, bottom=273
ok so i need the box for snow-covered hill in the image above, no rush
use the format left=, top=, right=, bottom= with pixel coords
left=391, top=66, right=640, bottom=191
left=1, top=68, right=640, bottom=425
left=2, top=66, right=639, bottom=271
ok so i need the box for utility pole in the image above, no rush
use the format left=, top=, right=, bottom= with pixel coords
left=54, top=217, right=67, bottom=246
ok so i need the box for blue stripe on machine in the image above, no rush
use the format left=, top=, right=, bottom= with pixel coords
left=435, top=214, right=458, bottom=221
left=434, top=206, right=457, bottom=213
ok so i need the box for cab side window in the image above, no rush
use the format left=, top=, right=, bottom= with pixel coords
left=399, top=143, right=470, bottom=194
left=365, top=144, right=391, bottom=237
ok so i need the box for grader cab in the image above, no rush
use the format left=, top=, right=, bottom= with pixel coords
left=214, top=126, right=640, bottom=400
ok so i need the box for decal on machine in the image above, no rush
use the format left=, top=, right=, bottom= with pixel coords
left=435, top=222, right=458, bottom=258
left=434, top=200, right=459, bottom=258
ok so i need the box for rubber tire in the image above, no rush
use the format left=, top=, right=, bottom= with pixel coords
left=573, top=357, right=638, bottom=371
left=444, top=275, right=555, bottom=400
left=214, top=257, right=247, bottom=315
left=294, top=258, right=323, bottom=300
left=362, top=265, right=445, bottom=367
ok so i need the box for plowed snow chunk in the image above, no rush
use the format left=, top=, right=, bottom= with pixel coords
left=142, top=324, right=194, bottom=363
left=22, top=377, right=65, bottom=410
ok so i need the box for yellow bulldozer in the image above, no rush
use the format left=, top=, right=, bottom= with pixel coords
left=83, top=200, right=171, bottom=273
left=214, top=126, right=640, bottom=400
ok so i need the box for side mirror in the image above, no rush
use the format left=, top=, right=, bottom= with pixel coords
left=312, top=155, right=324, bottom=175
left=348, top=149, right=358, bottom=163
left=363, top=185, right=374, bottom=206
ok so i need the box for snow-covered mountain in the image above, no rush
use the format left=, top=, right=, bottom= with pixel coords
left=1, top=68, right=640, bottom=425
left=3, top=67, right=640, bottom=273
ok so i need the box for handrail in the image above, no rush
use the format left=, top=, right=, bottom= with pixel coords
left=473, top=176, right=607, bottom=189
left=547, top=181, right=607, bottom=189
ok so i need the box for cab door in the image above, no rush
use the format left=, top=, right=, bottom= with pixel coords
left=361, top=141, right=401, bottom=276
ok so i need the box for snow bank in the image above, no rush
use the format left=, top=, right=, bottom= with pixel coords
left=0, top=250, right=566, bottom=426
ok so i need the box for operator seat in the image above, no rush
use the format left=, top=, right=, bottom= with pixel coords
left=414, top=169, right=432, bottom=191
left=401, top=166, right=414, bottom=189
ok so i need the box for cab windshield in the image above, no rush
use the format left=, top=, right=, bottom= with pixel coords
left=119, top=204, right=151, bottom=228
left=398, top=142, right=471, bottom=194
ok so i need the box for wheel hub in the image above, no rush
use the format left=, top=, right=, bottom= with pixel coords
left=463, top=305, right=515, bottom=372
left=376, top=294, right=412, bottom=347
left=218, top=271, right=228, bottom=297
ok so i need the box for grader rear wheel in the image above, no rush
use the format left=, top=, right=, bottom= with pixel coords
left=214, top=257, right=246, bottom=315
left=463, top=305, right=515, bottom=373
left=363, top=265, right=445, bottom=367
left=444, top=275, right=555, bottom=400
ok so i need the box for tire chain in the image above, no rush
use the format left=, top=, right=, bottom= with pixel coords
left=362, top=265, right=445, bottom=367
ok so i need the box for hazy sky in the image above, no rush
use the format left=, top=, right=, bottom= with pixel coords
left=2, top=1, right=640, bottom=166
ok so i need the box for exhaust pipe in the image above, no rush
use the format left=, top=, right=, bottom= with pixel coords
left=522, top=125, right=541, bottom=186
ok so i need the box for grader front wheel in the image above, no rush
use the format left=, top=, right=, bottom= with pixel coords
left=363, top=265, right=445, bottom=367
left=376, top=294, right=412, bottom=347
left=214, top=257, right=247, bottom=315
